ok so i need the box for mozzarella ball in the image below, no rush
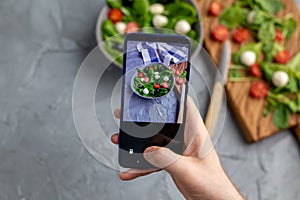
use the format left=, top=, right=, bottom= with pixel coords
left=247, top=11, right=256, bottom=24
left=272, top=71, right=289, bottom=87
left=152, top=15, right=168, bottom=28
left=150, top=3, right=165, bottom=15
left=163, top=76, right=169, bottom=82
left=240, top=51, right=256, bottom=67
left=143, top=88, right=149, bottom=95
left=115, top=22, right=126, bottom=34
left=140, top=78, right=145, bottom=82
left=175, top=19, right=191, bottom=35
left=154, top=72, right=159, bottom=75
left=155, top=75, right=160, bottom=80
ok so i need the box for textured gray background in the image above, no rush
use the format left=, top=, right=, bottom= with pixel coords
left=1, top=0, right=300, bottom=200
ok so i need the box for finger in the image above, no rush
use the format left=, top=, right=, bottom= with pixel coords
left=111, top=133, right=119, bottom=144
left=144, top=146, right=186, bottom=176
left=119, top=168, right=160, bottom=181
left=114, top=109, right=120, bottom=119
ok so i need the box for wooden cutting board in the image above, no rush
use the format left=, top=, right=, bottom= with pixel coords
left=195, top=0, right=300, bottom=142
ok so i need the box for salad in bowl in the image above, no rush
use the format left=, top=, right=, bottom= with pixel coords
left=96, top=0, right=202, bottom=67
left=131, top=63, right=174, bottom=99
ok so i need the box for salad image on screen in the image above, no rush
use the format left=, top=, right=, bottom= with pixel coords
left=131, top=63, right=175, bottom=99
left=123, top=41, right=189, bottom=124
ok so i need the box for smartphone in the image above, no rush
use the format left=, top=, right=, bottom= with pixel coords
left=119, top=33, right=191, bottom=168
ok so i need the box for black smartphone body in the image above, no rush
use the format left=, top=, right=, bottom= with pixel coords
left=119, top=33, right=191, bottom=168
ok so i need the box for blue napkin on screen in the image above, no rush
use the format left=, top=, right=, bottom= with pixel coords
left=136, top=42, right=187, bottom=66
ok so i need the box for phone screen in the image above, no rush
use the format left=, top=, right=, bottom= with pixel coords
left=119, top=33, right=191, bottom=168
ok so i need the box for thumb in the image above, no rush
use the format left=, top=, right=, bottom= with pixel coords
left=144, top=146, right=185, bottom=175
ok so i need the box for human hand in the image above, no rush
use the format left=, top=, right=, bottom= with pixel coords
left=111, top=97, right=244, bottom=200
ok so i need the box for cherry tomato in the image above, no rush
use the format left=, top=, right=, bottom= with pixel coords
left=233, top=28, right=250, bottom=43
left=250, top=63, right=262, bottom=77
left=250, top=81, right=269, bottom=98
left=275, top=29, right=284, bottom=42
left=138, top=72, right=144, bottom=78
left=211, top=25, right=229, bottom=42
left=209, top=2, right=223, bottom=17
left=144, top=77, right=149, bottom=83
left=153, top=83, right=160, bottom=89
left=108, top=9, right=123, bottom=24
left=162, top=82, right=169, bottom=88
left=175, top=70, right=181, bottom=76
left=274, top=50, right=291, bottom=64
left=125, top=22, right=140, bottom=34
left=148, top=66, right=154, bottom=70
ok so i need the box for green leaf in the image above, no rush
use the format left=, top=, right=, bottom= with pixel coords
left=252, top=10, right=268, bottom=25
left=287, top=52, right=300, bottom=69
left=102, top=20, right=118, bottom=36
left=165, top=2, right=197, bottom=18
left=106, top=0, right=122, bottom=8
left=263, top=104, right=271, bottom=117
left=260, top=62, right=274, bottom=80
left=282, top=17, right=297, bottom=39
left=219, top=6, right=245, bottom=29
left=254, top=0, right=284, bottom=14
left=273, top=103, right=290, bottom=129
left=229, top=69, right=243, bottom=79
left=285, top=77, right=298, bottom=93
left=262, top=42, right=283, bottom=63
left=258, top=22, right=275, bottom=42
left=132, top=0, right=150, bottom=25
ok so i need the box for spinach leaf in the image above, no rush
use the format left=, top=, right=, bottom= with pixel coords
left=287, top=52, right=300, bottom=69
left=229, top=69, right=243, bottom=79
left=132, top=0, right=150, bottom=25
left=285, top=77, right=298, bottom=93
left=263, top=103, right=271, bottom=117
left=258, top=22, right=275, bottom=42
left=273, top=103, right=290, bottom=129
left=232, top=53, right=242, bottom=65
left=254, top=0, right=284, bottom=14
left=102, top=20, right=119, bottom=36
left=165, top=2, right=197, bottom=18
left=262, top=42, right=283, bottom=63
left=219, top=6, right=245, bottom=29
left=281, top=18, right=297, bottom=39
left=106, top=0, right=122, bottom=8
left=252, top=10, right=268, bottom=25
left=260, top=62, right=274, bottom=80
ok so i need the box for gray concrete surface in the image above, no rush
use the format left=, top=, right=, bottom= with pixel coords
left=1, top=0, right=300, bottom=200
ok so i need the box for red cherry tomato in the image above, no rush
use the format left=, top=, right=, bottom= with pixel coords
left=211, top=25, right=229, bottom=42
left=250, top=63, right=262, bottom=77
left=125, top=22, right=140, bottom=34
left=138, top=72, right=144, bottom=78
left=148, top=66, right=154, bottom=70
left=162, top=82, right=169, bottom=88
left=108, top=9, right=123, bottom=24
left=209, top=2, right=223, bottom=17
left=275, top=29, right=284, bottom=42
left=154, top=83, right=160, bottom=89
left=250, top=81, right=269, bottom=98
left=233, top=28, right=250, bottom=43
left=175, top=70, right=181, bottom=76
left=274, top=50, right=291, bottom=64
